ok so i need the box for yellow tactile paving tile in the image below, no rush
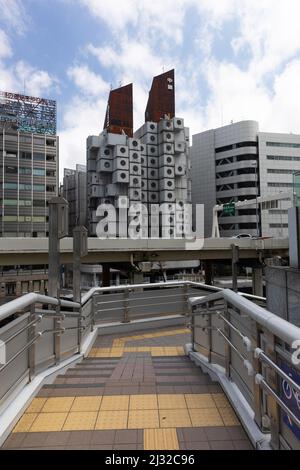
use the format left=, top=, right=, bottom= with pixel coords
left=212, top=393, right=231, bottom=408
left=100, top=395, right=129, bottom=411
left=71, top=396, right=103, bottom=412
left=150, top=348, right=165, bottom=356
left=30, top=413, right=68, bottom=432
left=189, top=408, right=224, bottom=427
left=41, top=397, right=74, bottom=413
left=158, top=394, right=187, bottom=410
left=25, top=398, right=47, bottom=413
left=185, top=393, right=216, bottom=409
left=13, top=413, right=37, bottom=433
left=219, top=407, right=240, bottom=426
left=144, top=428, right=179, bottom=450
left=129, top=394, right=158, bottom=410
left=159, top=409, right=192, bottom=428
left=128, top=409, right=159, bottom=429
left=62, top=411, right=98, bottom=431
left=95, top=410, right=128, bottom=430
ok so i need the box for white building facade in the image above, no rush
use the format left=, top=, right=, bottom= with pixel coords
left=191, top=121, right=300, bottom=238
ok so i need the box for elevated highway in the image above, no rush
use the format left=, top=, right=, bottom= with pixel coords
left=0, top=236, right=289, bottom=265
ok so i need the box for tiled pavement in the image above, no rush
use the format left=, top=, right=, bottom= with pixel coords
left=2, top=327, right=253, bottom=450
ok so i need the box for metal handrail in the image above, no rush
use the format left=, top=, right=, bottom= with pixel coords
left=0, top=292, right=80, bottom=323
left=189, top=289, right=300, bottom=346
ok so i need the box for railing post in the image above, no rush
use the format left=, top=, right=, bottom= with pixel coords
left=206, top=301, right=212, bottom=363
left=224, top=301, right=231, bottom=379
left=191, top=305, right=195, bottom=351
left=91, top=295, right=95, bottom=332
left=252, top=321, right=264, bottom=432
left=264, top=331, right=281, bottom=449
left=122, top=289, right=130, bottom=323
left=183, top=283, right=190, bottom=316
left=28, top=304, right=36, bottom=381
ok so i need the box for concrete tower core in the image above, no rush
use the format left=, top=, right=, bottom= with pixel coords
left=145, top=69, right=175, bottom=123
left=103, top=83, right=133, bottom=137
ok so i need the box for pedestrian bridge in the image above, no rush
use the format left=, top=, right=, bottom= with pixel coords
left=0, top=281, right=299, bottom=450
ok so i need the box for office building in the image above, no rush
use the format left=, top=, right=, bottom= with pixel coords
left=191, top=120, right=300, bottom=237
left=62, top=164, right=87, bottom=235
left=0, top=91, right=58, bottom=237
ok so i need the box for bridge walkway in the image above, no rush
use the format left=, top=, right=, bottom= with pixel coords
left=2, top=327, right=252, bottom=450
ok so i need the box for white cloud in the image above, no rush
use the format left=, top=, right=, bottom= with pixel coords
left=67, top=64, right=109, bottom=96
left=0, top=29, right=12, bottom=59
left=0, top=0, right=28, bottom=34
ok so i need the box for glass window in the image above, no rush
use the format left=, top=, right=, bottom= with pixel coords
left=34, top=137, right=45, bottom=146
left=33, top=168, right=45, bottom=176
left=20, top=167, right=32, bottom=175
left=32, top=216, right=46, bottom=222
left=20, top=135, right=32, bottom=143
left=33, top=153, right=45, bottom=161
left=19, top=200, right=32, bottom=206
left=33, top=184, right=45, bottom=191
left=3, top=215, right=18, bottom=221
left=46, top=154, right=55, bottom=161
left=20, top=152, right=32, bottom=160
left=4, top=182, right=17, bottom=190
left=4, top=199, right=17, bottom=205
left=266, top=142, right=300, bottom=148
left=20, top=183, right=31, bottom=191
left=33, top=200, right=45, bottom=207
left=5, top=166, right=17, bottom=174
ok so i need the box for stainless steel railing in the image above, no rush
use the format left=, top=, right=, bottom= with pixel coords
left=189, top=289, right=300, bottom=450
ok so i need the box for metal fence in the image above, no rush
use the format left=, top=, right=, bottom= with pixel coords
left=189, top=290, right=300, bottom=450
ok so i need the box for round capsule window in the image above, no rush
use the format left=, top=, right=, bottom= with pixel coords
left=166, top=133, right=171, bottom=139
left=150, top=147, right=155, bottom=153
left=167, top=145, right=171, bottom=151
left=132, top=152, right=138, bottom=159
left=132, top=140, right=138, bottom=147
left=170, top=228, right=174, bottom=235
left=104, top=161, right=110, bottom=168
left=133, top=165, right=139, bottom=172
left=168, top=216, right=174, bottom=223
left=167, top=169, right=172, bottom=175
left=167, top=193, right=172, bottom=199
left=150, top=135, right=155, bottom=142
left=151, top=170, right=155, bottom=177
left=120, top=173, right=126, bottom=179
left=167, top=180, right=172, bottom=187
left=167, top=157, right=172, bottom=164
left=120, top=160, right=126, bottom=166
left=178, top=201, right=184, bottom=207
left=120, top=147, right=126, bottom=153
left=151, top=182, right=156, bottom=189
left=151, top=194, right=156, bottom=200
left=133, top=178, right=139, bottom=185
left=150, top=124, right=155, bottom=130
left=178, top=166, right=182, bottom=172
left=166, top=121, right=171, bottom=128
left=104, top=149, right=110, bottom=156
left=134, top=191, right=139, bottom=197
left=151, top=159, right=156, bottom=165
left=177, top=120, right=182, bottom=126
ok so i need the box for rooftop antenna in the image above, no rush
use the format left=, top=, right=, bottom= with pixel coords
left=162, top=65, right=165, bottom=73
left=119, top=81, right=122, bottom=88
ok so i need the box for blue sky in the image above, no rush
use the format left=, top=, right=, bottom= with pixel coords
left=1, top=0, right=300, bottom=180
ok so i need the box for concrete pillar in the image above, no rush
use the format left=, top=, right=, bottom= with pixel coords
left=133, top=271, right=144, bottom=285
left=93, top=272, right=97, bottom=287
left=203, top=261, right=213, bottom=286
left=16, top=281, right=22, bottom=297
left=252, top=266, right=263, bottom=297
left=231, top=244, right=239, bottom=292
left=102, top=264, right=111, bottom=287
left=115, top=272, right=120, bottom=286
left=29, top=280, right=33, bottom=293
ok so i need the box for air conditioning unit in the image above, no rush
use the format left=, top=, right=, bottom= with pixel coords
left=112, top=170, right=129, bottom=184
left=148, top=168, right=158, bottom=179
left=174, top=164, right=186, bottom=176
left=158, top=119, right=174, bottom=133
left=160, top=190, right=175, bottom=203
left=172, top=117, right=184, bottom=131
left=159, top=178, right=175, bottom=191
left=174, top=141, right=185, bottom=154
left=113, top=144, right=129, bottom=158
left=148, top=180, right=159, bottom=191
left=148, top=192, right=159, bottom=203
left=129, top=188, right=142, bottom=201
left=114, top=157, right=129, bottom=171
left=159, top=143, right=174, bottom=155
left=129, top=150, right=142, bottom=163
left=127, top=138, right=141, bottom=150
left=129, top=163, right=142, bottom=176
left=146, top=145, right=158, bottom=157
left=97, top=159, right=113, bottom=172
left=159, top=131, right=174, bottom=144
left=159, top=166, right=175, bottom=178
left=147, top=155, right=159, bottom=168
left=159, top=155, right=174, bottom=167
left=130, top=175, right=142, bottom=187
